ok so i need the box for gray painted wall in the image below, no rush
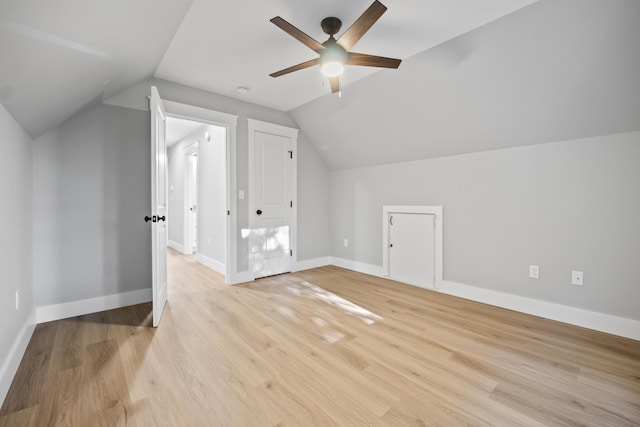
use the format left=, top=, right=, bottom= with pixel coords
left=297, top=132, right=331, bottom=261
left=0, top=104, right=34, bottom=390
left=199, top=125, right=228, bottom=264
left=106, top=77, right=331, bottom=268
left=330, top=131, right=640, bottom=320
left=28, top=77, right=331, bottom=310
left=33, top=104, right=151, bottom=306
left=290, top=0, right=640, bottom=170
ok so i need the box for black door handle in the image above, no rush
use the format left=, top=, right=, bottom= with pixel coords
left=256, top=209, right=262, bottom=215
left=145, top=215, right=165, bottom=223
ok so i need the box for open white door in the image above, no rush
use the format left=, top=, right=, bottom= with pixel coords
left=151, top=86, right=168, bottom=327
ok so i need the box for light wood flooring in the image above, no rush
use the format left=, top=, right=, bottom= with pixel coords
left=1, top=249, right=639, bottom=426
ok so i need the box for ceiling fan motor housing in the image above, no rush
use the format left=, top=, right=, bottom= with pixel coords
left=321, top=17, right=342, bottom=36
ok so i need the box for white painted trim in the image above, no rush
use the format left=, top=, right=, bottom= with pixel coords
left=435, top=280, right=640, bottom=341
left=0, top=310, right=36, bottom=408
left=293, top=257, right=331, bottom=272
left=330, top=257, right=385, bottom=278
left=168, top=240, right=185, bottom=254
left=325, top=259, right=640, bottom=340
left=247, top=118, right=299, bottom=280
left=382, top=206, right=443, bottom=289
left=163, top=101, right=239, bottom=127
left=36, top=289, right=152, bottom=324
left=163, top=100, right=239, bottom=285
left=247, top=119, right=300, bottom=139
left=227, top=271, right=254, bottom=285
left=197, top=254, right=226, bottom=276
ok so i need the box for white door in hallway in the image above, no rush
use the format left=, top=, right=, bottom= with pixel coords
left=248, top=119, right=298, bottom=279
left=150, top=86, right=168, bottom=327
left=388, top=212, right=435, bottom=289
left=187, top=152, right=198, bottom=254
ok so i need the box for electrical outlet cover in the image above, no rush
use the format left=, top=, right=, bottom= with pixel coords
left=572, top=270, right=584, bottom=286
left=529, top=265, right=540, bottom=279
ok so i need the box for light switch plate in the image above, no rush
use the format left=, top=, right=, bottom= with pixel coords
left=529, top=265, right=540, bottom=279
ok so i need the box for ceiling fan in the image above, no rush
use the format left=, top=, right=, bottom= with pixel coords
left=269, top=0, right=402, bottom=94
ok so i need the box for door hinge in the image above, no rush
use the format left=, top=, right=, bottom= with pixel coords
left=290, top=201, right=293, bottom=208
left=288, top=150, right=293, bottom=159
left=290, top=249, right=293, bottom=256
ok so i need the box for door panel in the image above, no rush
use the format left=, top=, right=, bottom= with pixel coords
left=151, top=86, right=168, bottom=327
left=261, top=140, right=285, bottom=204
left=389, top=213, right=435, bottom=289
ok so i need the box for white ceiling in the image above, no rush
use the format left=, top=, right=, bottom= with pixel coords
left=0, top=0, right=540, bottom=138
left=155, top=0, right=540, bottom=111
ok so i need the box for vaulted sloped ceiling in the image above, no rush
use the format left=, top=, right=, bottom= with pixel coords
left=2, top=0, right=638, bottom=171
left=0, top=0, right=194, bottom=138
left=290, top=0, right=640, bottom=170
left=1, top=0, right=538, bottom=139
left=154, top=0, right=539, bottom=111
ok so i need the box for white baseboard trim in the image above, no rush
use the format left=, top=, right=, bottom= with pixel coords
left=227, top=271, right=255, bottom=285
left=168, top=240, right=185, bottom=254
left=293, top=257, right=331, bottom=272
left=330, top=257, right=385, bottom=278
left=36, top=288, right=152, bottom=324
left=196, top=254, right=226, bottom=276
left=436, top=280, right=640, bottom=341
left=325, top=259, right=640, bottom=341
left=0, top=310, right=36, bottom=407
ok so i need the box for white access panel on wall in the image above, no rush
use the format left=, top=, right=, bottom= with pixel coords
left=389, top=213, right=435, bottom=288
left=383, top=206, right=443, bottom=290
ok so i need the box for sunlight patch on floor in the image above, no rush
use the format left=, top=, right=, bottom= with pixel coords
left=291, top=281, right=383, bottom=325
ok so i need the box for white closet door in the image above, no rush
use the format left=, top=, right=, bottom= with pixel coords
left=250, top=131, right=293, bottom=278
left=389, top=213, right=435, bottom=289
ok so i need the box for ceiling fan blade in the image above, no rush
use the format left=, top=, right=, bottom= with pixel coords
left=337, top=0, right=387, bottom=51
left=347, top=52, right=401, bottom=69
left=270, top=58, right=320, bottom=78
left=329, top=76, right=340, bottom=93
left=270, top=16, right=325, bottom=53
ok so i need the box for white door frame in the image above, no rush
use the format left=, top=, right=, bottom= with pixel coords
left=247, top=118, right=298, bottom=279
left=183, top=141, right=199, bottom=255
left=382, top=205, right=444, bottom=289
left=162, top=100, right=241, bottom=284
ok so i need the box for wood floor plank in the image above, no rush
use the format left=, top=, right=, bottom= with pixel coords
left=1, top=249, right=639, bottom=426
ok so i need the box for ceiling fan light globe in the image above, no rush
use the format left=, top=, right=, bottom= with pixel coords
left=321, top=62, right=344, bottom=77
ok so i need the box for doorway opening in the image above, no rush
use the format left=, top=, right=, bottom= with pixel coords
left=166, top=116, right=228, bottom=278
